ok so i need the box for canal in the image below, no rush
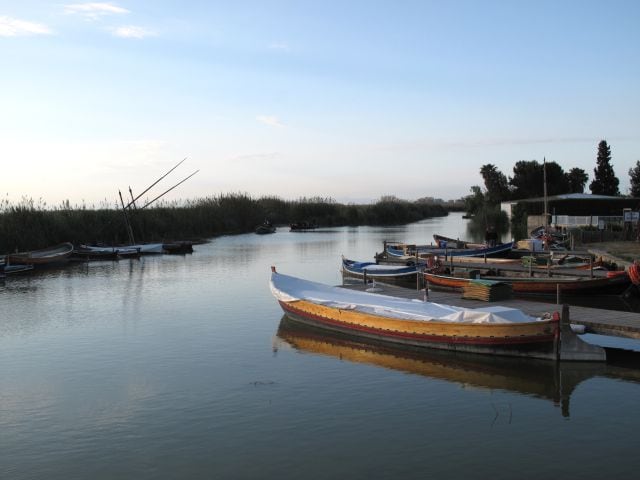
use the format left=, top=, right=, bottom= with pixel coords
left=2, top=212, right=639, bottom=479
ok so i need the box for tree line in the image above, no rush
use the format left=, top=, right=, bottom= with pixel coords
left=466, top=140, right=640, bottom=214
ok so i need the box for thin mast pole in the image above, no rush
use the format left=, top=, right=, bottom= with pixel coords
left=139, top=170, right=199, bottom=210
left=125, top=157, right=187, bottom=209
left=543, top=156, right=548, bottom=229
left=119, top=190, right=136, bottom=245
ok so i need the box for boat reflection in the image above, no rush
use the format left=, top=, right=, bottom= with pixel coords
left=275, top=316, right=640, bottom=417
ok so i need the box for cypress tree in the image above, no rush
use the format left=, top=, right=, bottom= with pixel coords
left=589, top=140, right=620, bottom=195
left=629, top=161, right=640, bottom=197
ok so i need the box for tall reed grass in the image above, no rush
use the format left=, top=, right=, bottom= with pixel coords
left=0, top=194, right=447, bottom=252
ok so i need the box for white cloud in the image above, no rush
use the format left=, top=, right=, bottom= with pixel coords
left=110, top=25, right=155, bottom=39
left=64, top=2, right=129, bottom=19
left=268, top=41, right=290, bottom=52
left=0, top=16, right=51, bottom=37
left=256, top=115, right=285, bottom=128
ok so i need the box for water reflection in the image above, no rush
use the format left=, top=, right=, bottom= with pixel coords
left=275, top=316, right=640, bottom=418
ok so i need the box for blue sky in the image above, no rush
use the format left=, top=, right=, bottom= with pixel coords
left=1, top=1, right=639, bottom=206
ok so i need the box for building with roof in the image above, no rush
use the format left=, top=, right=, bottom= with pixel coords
left=501, top=193, right=640, bottom=230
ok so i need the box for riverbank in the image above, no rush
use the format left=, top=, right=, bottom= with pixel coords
left=583, top=241, right=640, bottom=267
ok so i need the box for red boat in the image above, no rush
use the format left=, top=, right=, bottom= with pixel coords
left=424, top=270, right=630, bottom=296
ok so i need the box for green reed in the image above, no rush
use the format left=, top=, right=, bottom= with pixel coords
left=0, top=194, right=447, bottom=252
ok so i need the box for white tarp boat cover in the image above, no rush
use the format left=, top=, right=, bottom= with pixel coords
left=271, top=271, right=542, bottom=324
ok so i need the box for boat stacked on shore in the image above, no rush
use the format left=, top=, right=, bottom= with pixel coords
left=1, top=240, right=195, bottom=279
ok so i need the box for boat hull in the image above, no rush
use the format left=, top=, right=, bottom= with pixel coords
left=6, top=242, right=74, bottom=266
left=425, top=272, right=630, bottom=295
left=277, top=299, right=559, bottom=360
left=341, top=259, right=420, bottom=286
left=386, top=241, right=514, bottom=259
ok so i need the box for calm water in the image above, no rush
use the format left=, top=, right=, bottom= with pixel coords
left=2, top=212, right=640, bottom=479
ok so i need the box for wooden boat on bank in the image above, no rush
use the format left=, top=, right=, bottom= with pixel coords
left=269, top=267, right=605, bottom=361
left=424, top=270, right=631, bottom=296
left=341, top=257, right=421, bottom=286
left=5, top=242, right=74, bottom=266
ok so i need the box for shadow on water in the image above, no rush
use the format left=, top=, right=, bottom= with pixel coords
left=275, top=316, right=640, bottom=418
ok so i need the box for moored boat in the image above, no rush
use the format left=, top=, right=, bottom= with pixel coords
left=290, top=222, right=318, bottom=231
left=255, top=221, right=276, bottom=234
left=341, top=257, right=421, bottom=286
left=424, top=270, right=630, bottom=296
left=72, top=245, right=142, bottom=261
left=6, top=242, right=74, bottom=266
left=270, top=267, right=605, bottom=361
left=385, top=240, right=515, bottom=259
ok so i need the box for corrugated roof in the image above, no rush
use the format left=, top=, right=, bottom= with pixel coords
left=516, top=193, right=628, bottom=202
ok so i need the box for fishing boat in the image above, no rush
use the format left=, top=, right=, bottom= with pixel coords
left=79, top=243, right=164, bottom=255
left=290, top=222, right=318, bottom=232
left=341, top=257, right=421, bottom=286
left=72, top=245, right=142, bottom=261
left=6, top=242, right=74, bottom=266
left=255, top=221, right=276, bottom=234
left=424, top=270, right=631, bottom=296
left=432, top=234, right=485, bottom=249
left=385, top=240, right=515, bottom=259
left=269, top=267, right=605, bottom=361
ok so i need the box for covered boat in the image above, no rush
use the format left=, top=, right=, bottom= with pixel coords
left=269, top=267, right=605, bottom=361
left=6, top=242, right=74, bottom=266
left=341, top=257, right=421, bottom=285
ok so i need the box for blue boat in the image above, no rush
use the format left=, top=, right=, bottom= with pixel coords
left=385, top=241, right=515, bottom=259
left=341, top=257, right=421, bottom=285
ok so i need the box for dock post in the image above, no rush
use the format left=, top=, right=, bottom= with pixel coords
left=363, top=270, right=368, bottom=286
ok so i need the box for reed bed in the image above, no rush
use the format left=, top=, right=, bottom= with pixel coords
left=0, top=194, right=447, bottom=252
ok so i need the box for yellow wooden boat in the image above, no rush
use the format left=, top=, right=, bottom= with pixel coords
left=270, top=267, right=605, bottom=361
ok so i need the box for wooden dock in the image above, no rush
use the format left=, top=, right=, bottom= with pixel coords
left=343, top=281, right=640, bottom=340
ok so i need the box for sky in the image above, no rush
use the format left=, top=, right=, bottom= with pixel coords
left=1, top=1, right=639, bottom=207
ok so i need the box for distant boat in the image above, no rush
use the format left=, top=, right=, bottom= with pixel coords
left=6, top=242, right=74, bottom=266
left=255, top=221, right=276, bottom=234
left=269, top=267, right=604, bottom=361
left=290, top=222, right=318, bottom=232
left=72, top=245, right=141, bottom=261
left=79, top=243, right=165, bottom=255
